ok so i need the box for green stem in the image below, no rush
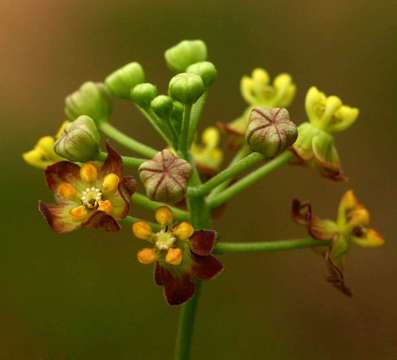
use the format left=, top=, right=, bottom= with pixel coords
left=207, top=151, right=293, bottom=209
left=174, top=282, right=202, bottom=360
left=137, top=106, right=175, bottom=146
left=179, top=104, right=192, bottom=159
left=187, top=92, right=208, bottom=147
left=98, top=121, right=157, bottom=158
left=214, top=238, right=330, bottom=254
left=207, top=144, right=251, bottom=200
left=189, top=152, right=264, bottom=197
left=97, top=152, right=145, bottom=168
left=132, top=193, right=189, bottom=221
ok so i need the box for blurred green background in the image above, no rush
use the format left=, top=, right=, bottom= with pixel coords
left=1, top=0, right=396, bottom=359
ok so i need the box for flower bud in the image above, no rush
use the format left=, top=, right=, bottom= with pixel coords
left=246, top=107, right=297, bottom=158
left=168, top=73, right=205, bottom=104
left=164, top=40, right=207, bottom=72
left=139, top=150, right=192, bottom=203
left=54, top=115, right=101, bottom=162
left=151, top=95, right=173, bottom=119
left=170, top=101, right=184, bottom=134
left=65, top=82, right=112, bottom=122
left=105, top=62, right=145, bottom=99
left=187, top=61, right=217, bottom=88
left=131, top=83, right=158, bottom=108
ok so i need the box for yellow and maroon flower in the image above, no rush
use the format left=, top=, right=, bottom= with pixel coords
left=39, top=144, right=136, bottom=234
left=132, top=207, right=223, bottom=305
left=292, top=190, right=384, bottom=296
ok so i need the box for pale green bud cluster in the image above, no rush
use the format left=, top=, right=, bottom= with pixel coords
left=164, top=40, right=207, bottom=72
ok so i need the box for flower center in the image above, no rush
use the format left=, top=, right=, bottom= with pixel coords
left=155, top=230, right=176, bottom=251
left=81, top=187, right=102, bottom=209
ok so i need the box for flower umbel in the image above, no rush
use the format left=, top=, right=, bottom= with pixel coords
left=132, top=206, right=223, bottom=305
left=292, top=190, right=384, bottom=296
left=39, top=144, right=136, bottom=234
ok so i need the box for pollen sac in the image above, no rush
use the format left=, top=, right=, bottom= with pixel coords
left=138, top=150, right=192, bottom=203
left=246, top=107, right=298, bottom=158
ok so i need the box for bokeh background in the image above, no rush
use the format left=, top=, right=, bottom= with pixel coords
left=1, top=0, right=396, bottom=359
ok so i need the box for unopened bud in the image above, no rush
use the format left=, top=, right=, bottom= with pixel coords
left=168, top=73, right=205, bottom=104
left=131, top=83, right=158, bottom=108
left=151, top=95, right=173, bottom=119
left=139, top=150, right=192, bottom=203
left=65, top=82, right=112, bottom=122
left=164, top=39, right=207, bottom=72
left=246, top=107, right=297, bottom=158
left=187, top=61, right=217, bottom=88
left=54, top=115, right=101, bottom=162
left=105, top=62, right=145, bottom=99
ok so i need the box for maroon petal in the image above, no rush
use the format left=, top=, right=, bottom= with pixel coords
left=38, top=201, right=81, bottom=234
left=190, top=230, right=217, bottom=256
left=118, top=176, right=137, bottom=207
left=191, top=254, right=223, bottom=281
left=83, top=211, right=121, bottom=232
left=291, top=198, right=312, bottom=225
left=45, top=161, right=81, bottom=192
left=324, top=251, right=352, bottom=297
left=100, top=143, right=123, bottom=177
left=161, top=268, right=195, bottom=305
left=154, top=262, right=164, bottom=286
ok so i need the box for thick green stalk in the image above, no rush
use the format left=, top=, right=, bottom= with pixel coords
left=179, top=104, right=192, bottom=159
left=97, top=152, right=145, bottom=168
left=214, top=238, right=330, bottom=254
left=189, top=152, right=264, bottom=197
left=207, top=151, right=293, bottom=209
left=132, top=193, right=189, bottom=221
left=98, top=121, right=157, bottom=158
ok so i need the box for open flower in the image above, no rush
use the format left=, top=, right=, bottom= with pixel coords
left=218, top=69, right=296, bottom=149
left=292, top=87, right=359, bottom=181
left=292, top=190, right=384, bottom=296
left=191, top=127, right=223, bottom=178
left=132, top=207, right=223, bottom=305
left=39, top=144, right=136, bottom=234
left=23, top=122, right=68, bottom=169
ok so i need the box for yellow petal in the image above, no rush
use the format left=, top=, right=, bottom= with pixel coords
left=132, top=221, right=153, bottom=240
left=69, top=206, right=88, bottom=221
left=102, top=173, right=120, bottom=194
left=137, top=248, right=157, bottom=264
left=80, top=163, right=98, bottom=183
left=98, top=200, right=113, bottom=215
left=172, top=221, right=194, bottom=240
left=352, top=228, right=384, bottom=248
left=165, top=248, right=183, bottom=266
left=155, top=206, right=174, bottom=226
left=57, top=182, right=77, bottom=200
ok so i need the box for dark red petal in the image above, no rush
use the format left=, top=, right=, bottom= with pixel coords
left=161, top=268, right=195, bottom=306
left=45, top=161, right=81, bottom=192
left=291, top=198, right=312, bottom=225
left=38, top=201, right=81, bottom=234
left=191, top=254, right=223, bottom=281
left=190, top=230, right=217, bottom=256
left=324, top=251, right=352, bottom=297
left=100, top=142, right=123, bottom=177
left=118, top=176, right=137, bottom=210
left=83, top=211, right=121, bottom=232
left=154, top=262, right=164, bottom=286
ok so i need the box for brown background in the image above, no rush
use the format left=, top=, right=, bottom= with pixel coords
left=1, top=0, right=396, bottom=359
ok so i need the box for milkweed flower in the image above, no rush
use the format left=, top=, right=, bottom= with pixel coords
left=191, top=127, right=223, bottom=178
left=292, top=190, right=384, bottom=296
left=39, top=144, right=136, bottom=234
left=23, top=122, right=68, bottom=169
left=132, top=207, right=223, bottom=305
left=218, top=68, right=296, bottom=149
left=292, top=87, right=359, bottom=181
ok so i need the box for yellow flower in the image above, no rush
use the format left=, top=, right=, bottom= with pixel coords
left=23, top=122, right=69, bottom=169
left=191, top=127, right=223, bottom=177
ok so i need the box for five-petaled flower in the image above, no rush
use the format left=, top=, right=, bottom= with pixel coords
left=132, top=207, right=223, bottom=305
left=292, top=190, right=384, bottom=296
left=39, top=144, right=136, bottom=234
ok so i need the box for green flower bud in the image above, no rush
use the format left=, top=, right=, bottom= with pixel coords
left=54, top=115, right=101, bottom=162
left=139, top=149, right=192, bottom=203
left=65, top=82, right=112, bottom=122
left=105, top=62, right=145, bottom=99
left=170, top=101, right=184, bottom=134
left=186, top=61, right=217, bottom=88
left=131, top=83, right=158, bottom=108
left=164, top=40, right=207, bottom=72
left=150, top=95, right=173, bottom=119
left=168, top=73, right=205, bottom=104
left=246, top=107, right=297, bottom=158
